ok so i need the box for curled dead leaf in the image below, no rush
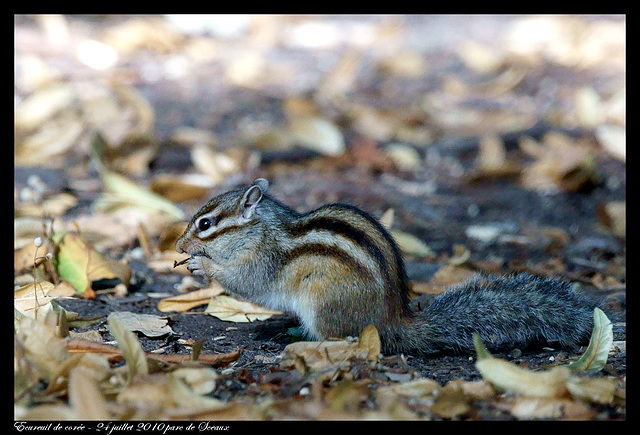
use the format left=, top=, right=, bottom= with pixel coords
left=567, top=308, right=613, bottom=373
left=474, top=334, right=570, bottom=398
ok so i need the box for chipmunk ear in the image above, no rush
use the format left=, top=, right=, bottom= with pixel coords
left=252, top=178, right=269, bottom=193
left=240, top=179, right=267, bottom=219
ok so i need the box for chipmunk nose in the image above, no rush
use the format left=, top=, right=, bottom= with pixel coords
left=175, top=236, right=186, bottom=253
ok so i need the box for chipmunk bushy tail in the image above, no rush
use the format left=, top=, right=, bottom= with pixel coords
left=384, top=273, right=597, bottom=355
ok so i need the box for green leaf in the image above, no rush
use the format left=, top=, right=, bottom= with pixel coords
left=54, top=232, right=90, bottom=294
left=567, top=307, right=613, bottom=373
left=472, top=332, right=492, bottom=360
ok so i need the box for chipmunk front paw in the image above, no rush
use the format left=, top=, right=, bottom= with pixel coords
left=186, top=255, right=220, bottom=277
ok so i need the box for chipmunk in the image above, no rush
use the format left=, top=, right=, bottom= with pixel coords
left=175, top=178, right=596, bottom=355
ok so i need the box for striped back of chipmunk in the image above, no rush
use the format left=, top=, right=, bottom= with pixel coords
left=281, top=203, right=413, bottom=318
left=178, top=188, right=413, bottom=320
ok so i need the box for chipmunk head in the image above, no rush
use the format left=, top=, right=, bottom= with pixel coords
left=175, top=178, right=269, bottom=265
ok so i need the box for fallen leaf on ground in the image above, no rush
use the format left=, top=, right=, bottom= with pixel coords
left=205, top=295, right=282, bottom=323
left=389, top=230, right=435, bottom=258
left=96, top=168, right=185, bottom=220
left=474, top=334, right=570, bottom=398
left=412, top=263, right=477, bottom=295
left=280, top=340, right=368, bottom=371
left=107, top=311, right=173, bottom=338
left=430, top=379, right=471, bottom=419
left=150, top=173, right=213, bottom=202
left=566, top=376, right=617, bottom=405
left=287, top=115, right=345, bottom=156
left=357, top=324, right=381, bottom=361
left=567, top=308, right=613, bottom=373
left=107, top=312, right=149, bottom=383
left=191, top=145, right=241, bottom=185
left=52, top=231, right=131, bottom=295
left=68, top=366, right=111, bottom=420
left=520, top=132, right=597, bottom=193
left=14, top=281, right=55, bottom=319
left=596, top=201, right=626, bottom=238
left=15, top=316, right=72, bottom=383
left=64, top=338, right=242, bottom=367
left=510, top=397, right=594, bottom=420
left=157, top=285, right=225, bottom=312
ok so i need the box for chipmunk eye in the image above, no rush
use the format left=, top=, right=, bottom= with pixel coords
left=197, top=216, right=217, bottom=232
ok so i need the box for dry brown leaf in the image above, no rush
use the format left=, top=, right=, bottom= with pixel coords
left=357, top=325, right=381, bottom=360
left=157, top=285, right=225, bottom=312
left=108, top=311, right=173, bottom=338
left=349, top=106, right=399, bottom=142
left=430, top=379, right=471, bottom=419
left=389, top=230, right=435, bottom=258
left=224, top=51, right=266, bottom=88
left=97, top=169, right=185, bottom=220
left=461, top=380, right=495, bottom=401
left=103, top=18, right=182, bottom=54
left=411, top=263, right=478, bottom=296
left=377, top=51, right=427, bottom=78
left=520, top=132, right=596, bottom=193
left=64, top=338, right=242, bottom=367
left=166, top=372, right=228, bottom=411
left=107, top=312, right=149, bottom=382
left=280, top=340, right=368, bottom=371
left=205, top=295, right=282, bottom=323
left=150, top=173, right=213, bottom=202
left=16, top=316, right=71, bottom=382
left=377, top=378, right=440, bottom=399
left=15, top=83, right=74, bottom=130
left=597, top=201, right=625, bottom=238
left=48, top=281, right=78, bottom=297
left=379, top=208, right=395, bottom=229
left=510, top=397, right=594, bottom=420
left=116, top=372, right=176, bottom=412
left=476, top=358, right=571, bottom=398
left=14, top=242, right=42, bottom=273
left=14, top=281, right=55, bottom=319
left=384, top=143, right=422, bottom=171
left=456, top=40, right=505, bottom=74
left=19, top=404, right=77, bottom=420
left=287, top=115, right=346, bottom=157
left=191, top=145, right=241, bottom=185
left=171, top=367, right=219, bottom=395
left=16, top=193, right=78, bottom=218
left=566, top=376, right=617, bottom=405
left=170, top=126, right=218, bottom=148
left=433, top=263, right=477, bottom=288
left=574, top=87, right=603, bottom=128
left=477, top=135, right=507, bottom=171
left=68, top=366, right=111, bottom=420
